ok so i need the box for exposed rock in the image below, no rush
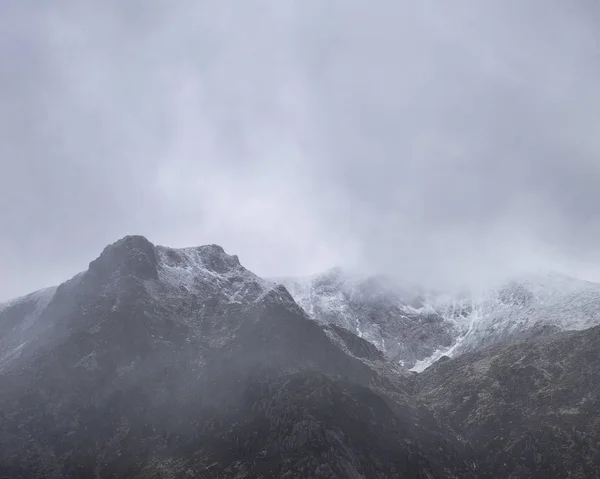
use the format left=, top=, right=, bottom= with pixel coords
left=0, top=236, right=479, bottom=478
left=88, top=235, right=159, bottom=281
left=281, top=269, right=600, bottom=371
left=415, top=326, right=600, bottom=478
left=279, top=269, right=457, bottom=369
left=3, top=236, right=600, bottom=477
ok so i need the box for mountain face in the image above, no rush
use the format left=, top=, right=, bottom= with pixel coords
left=2, top=235, right=600, bottom=478
left=279, top=269, right=457, bottom=370
left=0, top=236, right=478, bottom=478
left=415, top=325, right=600, bottom=478
left=280, top=269, right=600, bottom=370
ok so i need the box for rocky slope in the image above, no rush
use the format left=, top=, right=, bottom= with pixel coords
left=415, top=325, right=600, bottom=478
left=281, top=269, right=600, bottom=370
left=279, top=269, right=458, bottom=370
left=0, top=236, right=478, bottom=478
left=2, top=236, right=600, bottom=478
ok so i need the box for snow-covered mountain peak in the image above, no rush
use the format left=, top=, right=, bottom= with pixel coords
left=78, top=235, right=293, bottom=308
left=281, top=266, right=600, bottom=372
left=1, top=237, right=302, bottom=373
left=278, top=269, right=457, bottom=367
left=153, top=242, right=289, bottom=306
left=156, top=244, right=241, bottom=276
left=409, top=271, right=600, bottom=371
left=6, top=236, right=600, bottom=377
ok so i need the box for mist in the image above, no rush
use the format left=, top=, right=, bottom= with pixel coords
left=2, top=0, right=600, bottom=300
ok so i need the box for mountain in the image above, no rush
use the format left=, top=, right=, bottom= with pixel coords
left=3, top=236, right=600, bottom=477
left=415, top=325, right=600, bottom=478
left=280, top=269, right=600, bottom=370
left=0, top=236, right=478, bottom=478
left=278, top=269, right=457, bottom=369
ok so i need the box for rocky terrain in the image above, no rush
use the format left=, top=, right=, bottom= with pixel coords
left=280, top=270, right=457, bottom=370
left=0, top=236, right=477, bottom=478
left=415, top=325, right=600, bottom=478
left=281, top=268, right=600, bottom=371
left=1, top=235, right=599, bottom=477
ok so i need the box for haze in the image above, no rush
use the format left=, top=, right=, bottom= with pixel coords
left=2, top=0, right=600, bottom=301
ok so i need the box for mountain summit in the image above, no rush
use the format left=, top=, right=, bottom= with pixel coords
left=0, top=236, right=477, bottom=478
left=281, top=268, right=600, bottom=371
left=1, top=236, right=600, bottom=477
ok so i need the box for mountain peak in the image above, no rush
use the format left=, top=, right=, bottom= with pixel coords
left=155, top=243, right=242, bottom=276
left=193, top=244, right=241, bottom=273
left=86, top=236, right=245, bottom=284
left=88, top=235, right=158, bottom=281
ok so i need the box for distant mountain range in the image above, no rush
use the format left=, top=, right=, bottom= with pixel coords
left=1, top=235, right=599, bottom=477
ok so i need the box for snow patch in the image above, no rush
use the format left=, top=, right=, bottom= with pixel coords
left=283, top=268, right=600, bottom=372
left=155, top=245, right=284, bottom=306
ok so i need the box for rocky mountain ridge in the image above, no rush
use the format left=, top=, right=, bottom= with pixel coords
left=280, top=268, right=600, bottom=371
left=0, top=236, right=476, bottom=478
left=1, top=235, right=599, bottom=477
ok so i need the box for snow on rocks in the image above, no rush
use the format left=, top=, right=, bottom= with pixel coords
left=282, top=268, right=600, bottom=372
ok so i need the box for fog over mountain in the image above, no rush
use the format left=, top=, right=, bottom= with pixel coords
left=2, top=235, right=600, bottom=477
left=3, top=4, right=600, bottom=477
left=3, top=1, right=600, bottom=301
left=279, top=267, right=600, bottom=371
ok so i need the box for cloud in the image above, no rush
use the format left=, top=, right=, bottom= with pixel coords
left=1, top=0, right=600, bottom=299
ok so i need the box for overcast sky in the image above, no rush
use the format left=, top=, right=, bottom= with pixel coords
left=2, top=1, right=600, bottom=300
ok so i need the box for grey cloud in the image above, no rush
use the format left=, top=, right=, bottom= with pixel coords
left=1, top=1, right=600, bottom=300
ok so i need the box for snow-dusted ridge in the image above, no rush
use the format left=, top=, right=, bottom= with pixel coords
left=278, top=268, right=459, bottom=369
left=153, top=243, right=296, bottom=308
left=158, top=245, right=266, bottom=301
left=82, top=235, right=297, bottom=310
left=0, top=237, right=302, bottom=372
left=1, top=236, right=295, bottom=324
left=5, top=236, right=600, bottom=376
left=281, top=268, right=600, bottom=372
